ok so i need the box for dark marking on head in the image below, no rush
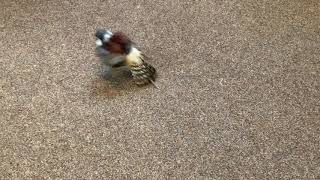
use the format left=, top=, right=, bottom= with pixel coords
left=95, top=29, right=107, bottom=41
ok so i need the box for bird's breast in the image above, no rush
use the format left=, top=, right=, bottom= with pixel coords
left=126, top=47, right=143, bottom=66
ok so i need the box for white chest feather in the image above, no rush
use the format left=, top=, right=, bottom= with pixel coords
left=126, top=47, right=143, bottom=65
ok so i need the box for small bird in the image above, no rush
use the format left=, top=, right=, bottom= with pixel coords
left=95, top=29, right=157, bottom=87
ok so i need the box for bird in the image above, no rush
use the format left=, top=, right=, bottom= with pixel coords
left=95, top=29, right=157, bottom=87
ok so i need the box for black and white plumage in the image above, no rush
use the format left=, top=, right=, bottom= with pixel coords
left=95, top=29, right=157, bottom=87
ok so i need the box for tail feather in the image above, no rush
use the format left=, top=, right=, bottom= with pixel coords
left=129, top=61, right=157, bottom=86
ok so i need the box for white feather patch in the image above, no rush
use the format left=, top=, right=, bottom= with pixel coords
left=103, top=33, right=112, bottom=42
left=96, top=39, right=103, bottom=46
left=106, top=30, right=113, bottom=35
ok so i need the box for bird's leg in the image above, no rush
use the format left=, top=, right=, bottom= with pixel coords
left=99, top=65, right=112, bottom=79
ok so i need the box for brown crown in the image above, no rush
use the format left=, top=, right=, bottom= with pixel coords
left=104, top=32, right=131, bottom=54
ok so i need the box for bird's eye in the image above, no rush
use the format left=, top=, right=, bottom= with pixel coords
left=96, top=39, right=103, bottom=46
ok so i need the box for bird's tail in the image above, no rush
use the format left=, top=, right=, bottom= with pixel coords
left=129, top=61, right=157, bottom=86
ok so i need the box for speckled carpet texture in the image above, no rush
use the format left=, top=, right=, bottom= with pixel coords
left=0, top=0, right=319, bottom=179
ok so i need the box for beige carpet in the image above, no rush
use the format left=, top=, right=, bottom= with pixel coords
left=0, top=0, right=319, bottom=179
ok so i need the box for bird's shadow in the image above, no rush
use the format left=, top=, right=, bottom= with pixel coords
left=90, top=68, right=147, bottom=98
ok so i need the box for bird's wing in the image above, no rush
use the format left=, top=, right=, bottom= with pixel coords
left=125, top=47, right=157, bottom=86
left=96, top=47, right=126, bottom=67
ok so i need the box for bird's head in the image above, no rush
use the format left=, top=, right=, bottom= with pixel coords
left=95, top=29, right=132, bottom=55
